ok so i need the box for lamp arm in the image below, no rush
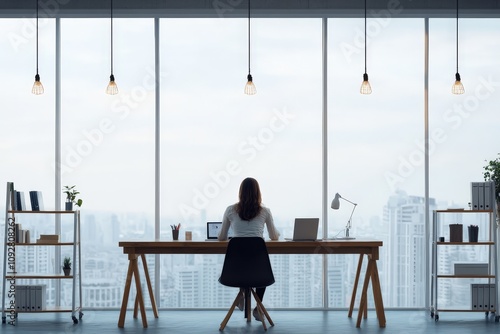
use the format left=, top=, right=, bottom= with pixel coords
left=346, top=204, right=358, bottom=230
left=341, top=196, right=357, bottom=206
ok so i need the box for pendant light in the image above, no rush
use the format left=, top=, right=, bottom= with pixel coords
left=244, top=0, right=256, bottom=95
left=452, top=0, right=465, bottom=94
left=106, top=0, right=118, bottom=95
left=360, top=0, right=372, bottom=95
left=32, top=0, right=44, bottom=95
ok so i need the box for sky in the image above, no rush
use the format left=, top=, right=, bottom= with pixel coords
left=1, top=17, right=499, bottom=236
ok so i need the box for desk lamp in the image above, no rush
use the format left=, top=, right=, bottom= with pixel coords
left=331, top=193, right=357, bottom=240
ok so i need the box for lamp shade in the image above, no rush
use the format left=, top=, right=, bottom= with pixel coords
left=331, top=193, right=341, bottom=210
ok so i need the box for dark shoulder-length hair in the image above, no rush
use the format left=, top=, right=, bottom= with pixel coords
left=236, top=177, right=262, bottom=221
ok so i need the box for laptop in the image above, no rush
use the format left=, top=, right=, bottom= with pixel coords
left=285, top=218, right=320, bottom=241
left=206, top=222, right=234, bottom=241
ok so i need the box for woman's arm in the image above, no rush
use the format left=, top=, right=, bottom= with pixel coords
left=218, top=206, right=232, bottom=240
left=264, top=208, right=280, bottom=240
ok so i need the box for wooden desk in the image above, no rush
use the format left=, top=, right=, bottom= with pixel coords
left=118, top=240, right=385, bottom=329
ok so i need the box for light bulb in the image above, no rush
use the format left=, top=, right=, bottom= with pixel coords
left=452, top=73, right=465, bottom=95
left=360, top=73, right=372, bottom=95
left=32, top=74, right=44, bottom=95
left=244, top=74, right=256, bottom=95
left=106, top=74, right=118, bottom=95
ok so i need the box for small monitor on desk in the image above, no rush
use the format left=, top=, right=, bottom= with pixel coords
left=206, top=222, right=234, bottom=240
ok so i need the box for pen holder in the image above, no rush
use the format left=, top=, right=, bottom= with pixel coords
left=449, top=224, right=463, bottom=242
left=172, top=230, right=179, bottom=241
left=468, top=226, right=479, bottom=242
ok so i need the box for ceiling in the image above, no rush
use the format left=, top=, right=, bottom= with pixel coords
left=1, top=0, right=500, bottom=18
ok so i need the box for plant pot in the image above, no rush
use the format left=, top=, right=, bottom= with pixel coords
left=63, top=268, right=71, bottom=276
left=65, top=202, right=73, bottom=211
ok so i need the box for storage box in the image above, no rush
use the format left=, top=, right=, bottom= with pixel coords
left=454, top=263, right=488, bottom=276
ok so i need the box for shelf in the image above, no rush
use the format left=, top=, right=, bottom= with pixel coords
left=437, top=274, right=495, bottom=279
left=16, top=242, right=74, bottom=246
left=14, top=306, right=82, bottom=313
left=8, top=210, right=76, bottom=214
left=6, top=274, right=74, bottom=279
left=434, top=209, right=492, bottom=213
left=436, top=241, right=494, bottom=245
left=434, top=309, right=496, bottom=313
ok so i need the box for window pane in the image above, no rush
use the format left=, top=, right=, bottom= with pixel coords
left=429, top=18, right=500, bottom=310
left=60, top=18, right=155, bottom=308
left=160, top=18, right=322, bottom=308
left=0, top=18, right=56, bottom=199
left=328, top=18, right=425, bottom=308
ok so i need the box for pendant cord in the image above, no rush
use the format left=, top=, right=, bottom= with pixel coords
left=456, top=0, right=459, bottom=74
left=110, top=0, right=114, bottom=75
left=36, top=0, right=39, bottom=75
left=364, top=0, right=367, bottom=74
left=248, top=0, right=251, bottom=75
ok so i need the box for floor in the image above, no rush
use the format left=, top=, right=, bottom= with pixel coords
left=1, top=309, right=499, bottom=334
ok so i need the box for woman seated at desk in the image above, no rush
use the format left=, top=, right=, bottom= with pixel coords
left=218, top=177, right=280, bottom=321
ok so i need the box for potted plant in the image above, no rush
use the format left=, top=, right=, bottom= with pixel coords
left=483, top=153, right=500, bottom=216
left=63, top=257, right=71, bottom=276
left=63, top=185, right=83, bottom=211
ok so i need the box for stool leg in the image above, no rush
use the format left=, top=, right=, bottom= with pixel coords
left=245, top=288, right=251, bottom=321
left=219, top=290, right=244, bottom=331
left=251, top=288, right=274, bottom=329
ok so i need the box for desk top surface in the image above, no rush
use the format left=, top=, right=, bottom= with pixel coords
left=119, top=240, right=383, bottom=256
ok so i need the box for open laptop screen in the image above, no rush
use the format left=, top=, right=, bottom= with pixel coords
left=206, top=222, right=234, bottom=240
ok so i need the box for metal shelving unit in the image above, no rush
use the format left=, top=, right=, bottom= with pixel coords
left=1, top=182, right=82, bottom=324
left=430, top=208, right=498, bottom=321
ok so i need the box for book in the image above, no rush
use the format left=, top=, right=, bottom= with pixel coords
left=29, top=191, right=44, bottom=211
left=36, top=234, right=60, bottom=244
left=15, top=191, right=26, bottom=211
left=15, top=223, right=23, bottom=243
left=8, top=182, right=15, bottom=211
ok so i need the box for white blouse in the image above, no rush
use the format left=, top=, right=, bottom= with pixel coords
left=218, top=204, right=280, bottom=241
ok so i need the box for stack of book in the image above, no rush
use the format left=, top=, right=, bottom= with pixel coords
left=15, top=224, right=30, bottom=243
left=36, top=234, right=59, bottom=244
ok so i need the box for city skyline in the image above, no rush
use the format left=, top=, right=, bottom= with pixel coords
left=2, top=190, right=493, bottom=311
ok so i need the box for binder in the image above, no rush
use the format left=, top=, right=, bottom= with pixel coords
left=36, top=285, right=46, bottom=311
left=478, top=183, right=485, bottom=210
left=489, top=284, right=496, bottom=311
left=30, top=286, right=37, bottom=311
left=471, top=182, right=480, bottom=210
left=484, top=182, right=493, bottom=210
left=477, top=284, right=484, bottom=310
left=471, top=284, right=478, bottom=310
left=482, top=284, right=489, bottom=311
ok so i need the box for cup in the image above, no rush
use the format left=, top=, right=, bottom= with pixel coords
left=185, top=231, right=192, bottom=241
left=172, top=230, right=179, bottom=241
